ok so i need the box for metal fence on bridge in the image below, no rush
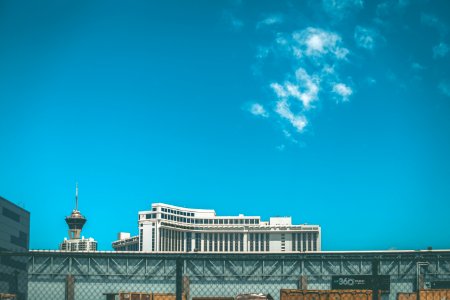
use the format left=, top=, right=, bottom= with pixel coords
left=1, top=250, right=450, bottom=300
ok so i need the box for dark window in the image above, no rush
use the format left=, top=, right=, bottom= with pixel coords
left=214, top=233, right=218, bottom=252
left=2, top=207, right=20, bottom=222
left=1, top=256, right=27, bottom=270
left=10, top=231, right=28, bottom=249
left=293, top=234, right=296, bottom=251
left=240, top=234, right=244, bottom=251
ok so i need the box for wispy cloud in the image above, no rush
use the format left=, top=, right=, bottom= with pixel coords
left=411, top=62, right=425, bottom=71
left=256, top=14, right=283, bottom=29
left=275, top=99, right=308, bottom=133
left=374, top=0, right=410, bottom=27
left=439, top=80, right=450, bottom=97
left=433, top=43, right=449, bottom=59
left=332, top=83, right=353, bottom=101
left=276, top=144, right=286, bottom=151
left=292, top=27, right=349, bottom=60
left=421, top=13, right=448, bottom=36
left=321, top=0, right=364, bottom=21
left=354, top=26, right=379, bottom=50
left=366, top=77, right=377, bottom=86
left=270, top=68, right=320, bottom=109
left=376, top=0, right=409, bottom=18
left=247, top=27, right=353, bottom=140
left=248, top=103, right=269, bottom=117
left=223, top=11, right=244, bottom=31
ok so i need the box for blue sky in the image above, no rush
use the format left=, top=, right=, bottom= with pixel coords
left=1, top=0, right=449, bottom=251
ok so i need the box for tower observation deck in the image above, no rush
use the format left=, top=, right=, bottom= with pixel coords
left=65, top=184, right=86, bottom=239
left=59, top=184, right=97, bottom=251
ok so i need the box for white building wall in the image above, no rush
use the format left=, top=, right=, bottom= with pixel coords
left=141, top=223, right=152, bottom=251
left=118, top=203, right=321, bottom=253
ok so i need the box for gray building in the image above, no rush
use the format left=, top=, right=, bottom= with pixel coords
left=0, top=196, right=30, bottom=299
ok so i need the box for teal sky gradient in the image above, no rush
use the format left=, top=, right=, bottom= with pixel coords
left=1, top=0, right=449, bottom=251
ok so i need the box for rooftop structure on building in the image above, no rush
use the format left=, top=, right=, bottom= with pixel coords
left=112, top=202, right=321, bottom=253
left=59, top=184, right=97, bottom=251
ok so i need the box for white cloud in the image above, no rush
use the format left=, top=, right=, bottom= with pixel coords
left=249, top=103, right=269, bottom=117
left=332, top=83, right=353, bottom=101
left=275, top=99, right=308, bottom=132
left=433, top=43, right=449, bottom=59
left=270, top=68, right=320, bottom=109
left=439, top=80, right=450, bottom=97
left=248, top=26, right=353, bottom=143
left=293, top=28, right=349, bottom=60
left=354, top=26, right=378, bottom=50
left=271, top=83, right=288, bottom=98
left=256, top=15, right=283, bottom=29
left=295, top=69, right=320, bottom=108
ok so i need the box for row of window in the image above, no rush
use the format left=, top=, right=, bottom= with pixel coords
left=159, top=207, right=195, bottom=217
left=292, top=232, right=318, bottom=252
left=159, top=228, right=185, bottom=252
left=115, top=243, right=139, bottom=251
left=60, top=241, right=97, bottom=251
left=2, top=206, right=21, bottom=223
left=203, top=232, right=245, bottom=252
left=155, top=229, right=319, bottom=252
left=249, top=233, right=270, bottom=252
left=151, top=227, right=156, bottom=251
left=149, top=213, right=260, bottom=225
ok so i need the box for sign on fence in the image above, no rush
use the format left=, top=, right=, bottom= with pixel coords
left=331, top=275, right=390, bottom=291
left=431, top=281, right=450, bottom=289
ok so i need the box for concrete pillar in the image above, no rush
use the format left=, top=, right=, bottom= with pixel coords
left=65, top=275, right=75, bottom=300
left=298, top=276, right=308, bottom=290
left=183, top=276, right=190, bottom=300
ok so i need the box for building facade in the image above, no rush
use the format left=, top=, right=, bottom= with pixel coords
left=112, top=203, right=321, bottom=253
left=59, top=184, right=97, bottom=251
left=0, top=196, right=30, bottom=299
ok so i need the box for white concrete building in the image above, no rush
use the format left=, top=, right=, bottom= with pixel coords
left=60, top=237, right=97, bottom=251
left=112, top=203, right=321, bottom=253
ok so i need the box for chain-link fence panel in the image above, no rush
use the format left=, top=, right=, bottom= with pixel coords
left=0, top=253, right=28, bottom=300
left=2, top=251, right=450, bottom=300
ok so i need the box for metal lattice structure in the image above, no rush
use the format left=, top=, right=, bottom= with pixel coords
left=1, top=250, right=449, bottom=300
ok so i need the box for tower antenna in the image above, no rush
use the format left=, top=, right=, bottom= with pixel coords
left=75, top=182, right=78, bottom=211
